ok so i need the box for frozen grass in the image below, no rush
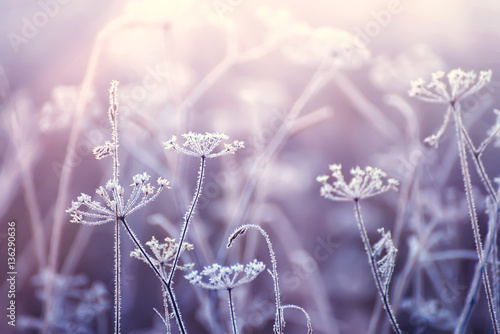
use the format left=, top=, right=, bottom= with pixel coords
left=3, top=2, right=500, bottom=334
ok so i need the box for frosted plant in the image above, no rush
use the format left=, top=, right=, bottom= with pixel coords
left=409, top=68, right=492, bottom=147
left=131, top=236, right=194, bottom=272
left=163, top=131, right=244, bottom=333
left=409, top=69, right=499, bottom=334
left=317, top=164, right=401, bottom=334
left=66, top=81, right=170, bottom=334
left=316, top=164, right=399, bottom=201
left=186, top=260, right=265, bottom=334
left=373, top=228, right=398, bottom=296
left=185, top=260, right=265, bottom=290
left=67, top=174, right=168, bottom=225
left=164, top=132, right=244, bottom=158
left=227, top=224, right=312, bottom=334
left=131, top=236, right=194, bottom=332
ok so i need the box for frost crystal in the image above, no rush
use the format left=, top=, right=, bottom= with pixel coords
left=317, top=164, right=399, bottom=201
left=409, top=68, right=492, bottom=104
left=185, top=259, right=265, bottom=290
left=164, top=132, right=244, bottom=158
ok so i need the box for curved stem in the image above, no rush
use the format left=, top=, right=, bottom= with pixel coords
left=120, top=217, right=187, bottom=334
left=227, top=288, right=238, bottom=334
left=168, top=156, right=206, bottom=285
left=354, top=200, right=401, bottom=334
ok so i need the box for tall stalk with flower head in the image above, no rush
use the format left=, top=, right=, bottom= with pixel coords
left=163, top=132, right=244, bottom=332
left=317, top=164, right=401, bottom=333
left=67, top=81, right=170, bottom=334
left=409, top=69, right=499, bottom=334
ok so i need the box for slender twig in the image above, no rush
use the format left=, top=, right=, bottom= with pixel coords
left=354, top=200, right=401, bottom=334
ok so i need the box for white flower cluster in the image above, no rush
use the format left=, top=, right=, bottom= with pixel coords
left=185, top=259, right=265, bottom=290
left=409, top=68, right=492, bottom=104
left=67, top=173, right=170, bottom=225
left=130, top=236, right=193, bottom=270
left=164, top=132, right=244, bottom=158
left=317, top=164, right=399, bottom=201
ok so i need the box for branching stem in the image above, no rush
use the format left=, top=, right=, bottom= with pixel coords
left=353, top=200, right=401, bottom=334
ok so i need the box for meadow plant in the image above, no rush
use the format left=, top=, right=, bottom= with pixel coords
left=67, top=81, right=171, bottom=334
left=409, top=68, right=499, bottom=333
left=317, top=164, right=401, bottom=333
left=185, top=260, right=266, bottom=334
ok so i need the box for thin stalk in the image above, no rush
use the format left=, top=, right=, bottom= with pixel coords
left=115, top=217, right=120, bottom=334
left=455, top=205, right=499, bottom=333
left=227, top=288, right=238, bottom=334
left=120, top=217, right=187, bottom=334
left=353, top=200, right=401, bottom=334
left=168, top=156, right=206, bottom=285
left=452, top=104, right=499, bottom=333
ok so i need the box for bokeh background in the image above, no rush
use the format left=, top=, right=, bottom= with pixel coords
left=2, top=0, right=500, bottom=333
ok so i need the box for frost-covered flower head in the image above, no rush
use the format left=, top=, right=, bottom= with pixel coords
left=317, top=164, right=399, bottom=201
left=67, top=173, right=170, bottom=224
left=409, top=68, right=492, bottom=104
left=185, top=259, right=265, bottom=290
left=130, top=236, right=193, bottom=270
left=164, top=132, right=244, bottom=158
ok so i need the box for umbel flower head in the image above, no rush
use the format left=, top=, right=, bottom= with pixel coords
left=130, top=236, right=194, bottom=270
left=164, top=132, right=244, bottom=158
left=67, top=173, right=170, bottom=224
left=185, top=259, right=265, bottom=290
left=317, top=164, right=399, bottom=201
left=409, top=68, right=492, bottom=104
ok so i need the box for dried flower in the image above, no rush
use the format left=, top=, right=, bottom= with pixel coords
left=67, top=175, right=170, bottom=225
left=317, top=164, right=399, bottom=201
left=185, top=260, right=265, bottom=290
left=373, top=228, right=398, bottom=295
left=164, top=132, right=244, bottom=158
left=409, top=68, right=492, bottom=104
left=131, top=236, right=193, bottom=270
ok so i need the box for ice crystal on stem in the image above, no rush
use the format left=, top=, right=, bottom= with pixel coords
left=316, top=164, right=399, bottom=201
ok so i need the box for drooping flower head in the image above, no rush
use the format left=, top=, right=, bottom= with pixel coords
left=409, top=68, right=492, bottom=104
left=185, top=259, right=265, bottom=290
left=317, top=164, right=399, bottom=201
left=164, top=132, right=244, bottom=158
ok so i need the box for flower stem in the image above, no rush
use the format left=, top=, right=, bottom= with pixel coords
left=115, top=216, right=120, bottom=334
left=353, top=200, right=401, bottom=334
left=168, top=156, right=206, bottom=285
left=452, top=104, right=499, bottom=334
left=120, top=217, right=187, bottom=334
left=227, top=288, right=238, bottom=334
